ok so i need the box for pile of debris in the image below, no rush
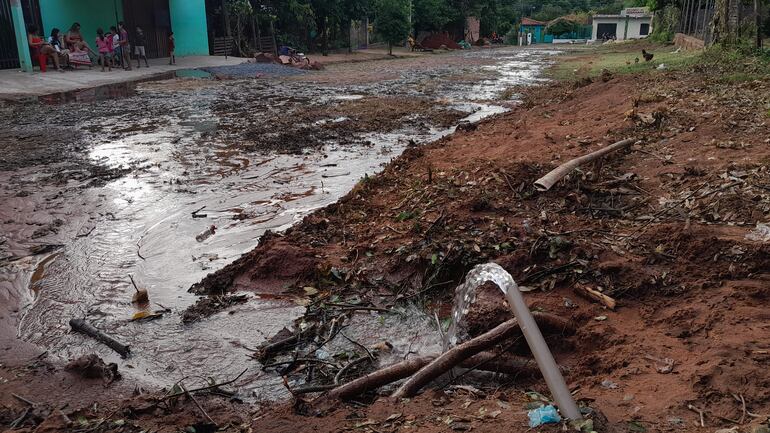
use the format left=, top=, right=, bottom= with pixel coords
left=252, top=51, right=324, bottom=71
left=419, top=33, right=462, bottom=50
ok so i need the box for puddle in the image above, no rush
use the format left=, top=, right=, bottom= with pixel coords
left=0, top=47, right=559, bottom=400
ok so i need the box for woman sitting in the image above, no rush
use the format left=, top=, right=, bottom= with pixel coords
left=64, top=22, right=95, bottom=56
left=27, top=25, right=63, bottom=72
left=63, top=23, right=93, bottom=67
left=48, top=28, right=71, bottom=68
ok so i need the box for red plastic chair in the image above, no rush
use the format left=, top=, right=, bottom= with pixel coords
left=30, top=46, right=49, bottom=72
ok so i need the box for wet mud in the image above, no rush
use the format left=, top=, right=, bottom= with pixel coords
left=0, top=48, right=557, bottom=398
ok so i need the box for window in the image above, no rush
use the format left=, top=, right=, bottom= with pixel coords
left=640, top=23, right=650, bottom=36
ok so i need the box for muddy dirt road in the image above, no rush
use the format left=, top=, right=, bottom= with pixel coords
left=0, top=48, right=557, bottom=398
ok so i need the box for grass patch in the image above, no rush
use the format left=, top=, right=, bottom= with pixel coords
left=547, top=41, right=701, bottom=81
left=718, top=72, right=763, bottom=83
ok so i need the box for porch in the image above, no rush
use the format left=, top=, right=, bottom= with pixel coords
left=1, top=0, right=208, bottom=72
left=0, top=54, right=242, bottom=99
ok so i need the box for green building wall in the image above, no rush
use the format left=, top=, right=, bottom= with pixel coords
left=39, top=0, right=124, bottom=48
left=169, top=0, right=209, bottom=56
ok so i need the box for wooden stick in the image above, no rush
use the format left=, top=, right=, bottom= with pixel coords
left=181, top=383, right=215, bottom=425
left=534, top=138, right=637, bottom=191
left=128, top=274, right=140, bottom=293
left=574, top=286, right=617, bottom=310
left=69, top=318, right=131, bottom=358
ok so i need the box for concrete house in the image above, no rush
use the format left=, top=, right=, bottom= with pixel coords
left=1, top=0, right=209, bottom=72
left=591, top=7, right=653, bottom=41
left=519, top=17, right=548, bottom=44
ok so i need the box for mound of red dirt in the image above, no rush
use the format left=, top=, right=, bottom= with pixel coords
left=419, top=33, right=462, bottom=50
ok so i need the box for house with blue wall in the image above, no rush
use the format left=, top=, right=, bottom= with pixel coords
left=1, top=0, right=209, bottom=72
left=519, top=17, right=547, bottom=44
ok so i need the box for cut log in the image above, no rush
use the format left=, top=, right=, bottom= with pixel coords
left=392, top=312, right=570, bottom=398
left=69, top=319, right=131, bottom=358
left=534, top=138, right=637, bottom=191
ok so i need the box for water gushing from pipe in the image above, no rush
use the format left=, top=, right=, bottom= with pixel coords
left=445, top=263, right=582, bottom=420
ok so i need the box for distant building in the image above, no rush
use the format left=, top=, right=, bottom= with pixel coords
left=591, top=7, right=653, bottom=41
left=519, top=17, right=547, bottom=44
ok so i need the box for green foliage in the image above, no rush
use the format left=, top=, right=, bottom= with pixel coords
left=375, top=0, right=410, bottom=53
left=413, top=0, right=453, bottom=32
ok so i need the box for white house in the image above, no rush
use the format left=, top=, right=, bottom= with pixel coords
left=591, top=7, right=654, bottom=41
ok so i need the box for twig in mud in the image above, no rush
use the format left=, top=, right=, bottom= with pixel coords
left=739, top=393, right=747, bottom=424
left=574, top=285, right=617, bottom=310
left=335, top=356, right=370, bottom=384
left=160, top=368, right=247, bottom=400
left=324, top=302, right=391, bottom=313
left=262, top=358, right=340, bottom=370
left=191, top=206, right=207, bottom=218
left=688, top=403, right=706, bottom=427
left=502, top=172, right=516, bottom=193
left=384, top=225, right=408, bottom=235
left=12, top=393, right=37, bottom=406
left=76, top=226, right=96, bottom=238
left=423, top=211, right=445, bottom=237
left=339, top=332, right=375, bottom=360
left=136, top=241, right=145, bottom=260
left=522, top=261, right=579, bottom=284
left=181, top=383, right=215, bottom=425
left=10, top=407, right=30, bottom=429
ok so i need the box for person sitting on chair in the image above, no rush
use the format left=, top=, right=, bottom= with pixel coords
left=28, top=25, right=64, bottom=72
left=48, top=28, right=71, bottom=69
left=64, top=22, right=96, bottom=56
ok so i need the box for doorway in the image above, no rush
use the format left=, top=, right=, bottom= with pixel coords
left=122, top=0, right=170, bottom=58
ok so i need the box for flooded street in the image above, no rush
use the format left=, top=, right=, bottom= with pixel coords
left=0, top=47, right=557, bottom=399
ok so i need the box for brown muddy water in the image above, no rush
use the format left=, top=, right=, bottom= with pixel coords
left=0, top=48, right=558, bottom=401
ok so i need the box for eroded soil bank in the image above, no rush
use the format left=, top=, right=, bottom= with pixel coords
left=190, top=47, right=770, bottom=433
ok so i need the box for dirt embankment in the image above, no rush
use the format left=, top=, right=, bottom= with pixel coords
left=189, top=58, right=770, bottom=431
left=3, top=51, right=770, bottom=432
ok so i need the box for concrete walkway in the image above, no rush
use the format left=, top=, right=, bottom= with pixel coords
left=0, top=55, right=245, bottom=99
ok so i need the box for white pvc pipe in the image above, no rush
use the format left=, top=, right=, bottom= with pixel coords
left=503, top=281, right=582, bottom=420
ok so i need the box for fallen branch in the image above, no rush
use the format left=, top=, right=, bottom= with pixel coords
left=321, top=351, right=554, bottom=400
left=534, top=138, right=637, bottom=192
left=327, top=356, right=434, bottom=400
left=69, top=318, right=131, bottom=358
left=393, top=312, right=571, bottom=398
left=574, top=286, right=617, bottom=310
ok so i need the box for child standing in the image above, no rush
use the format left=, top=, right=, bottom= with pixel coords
left=109, top=26, right=121, bottom=68
left=134, top=27, right=149, bottom=68
left=118, top=21, right=132, bottom=70
left=168, top=31, right=175, bottom=65
left=95, top=28, right=112, bottom=71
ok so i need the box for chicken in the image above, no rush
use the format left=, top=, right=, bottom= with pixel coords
left=642, top=49, right=654, bottom=62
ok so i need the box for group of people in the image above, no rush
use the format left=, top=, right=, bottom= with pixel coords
left=27, top=22, right=176, bottom=73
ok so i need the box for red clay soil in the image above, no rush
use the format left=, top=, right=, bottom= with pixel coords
left=3, top=57, right=770, bottom=432
left=420, top=33, right=463, bottom=50
left=191, top=62, right=770, bottom=432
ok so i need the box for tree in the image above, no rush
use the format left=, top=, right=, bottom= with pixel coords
left=413, top=0, right=453, bottom=32
left=375, top=0, right=410, bottom=55
left=228, top=0, right=254, bottom=56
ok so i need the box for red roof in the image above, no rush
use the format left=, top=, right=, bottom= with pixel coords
left=521, top=17, right=547, bottom=26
